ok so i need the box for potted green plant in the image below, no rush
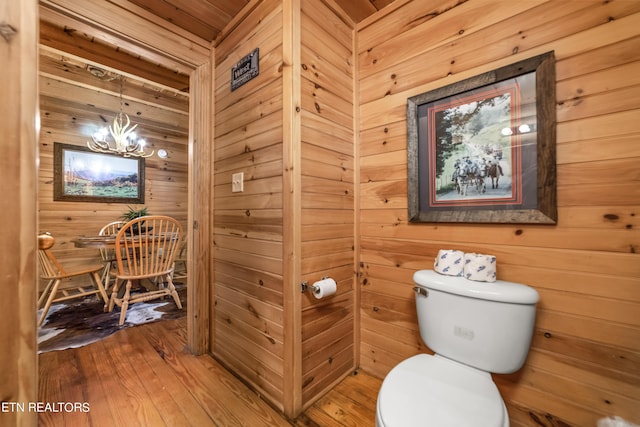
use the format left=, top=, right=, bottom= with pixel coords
left=120, top=205, right=149, bottom=222
left=120, top=206, right=150, bottom=234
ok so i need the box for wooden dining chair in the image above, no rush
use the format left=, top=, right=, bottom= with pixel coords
left=37, top=233, right=109, bottom=326
left=98, top=220, right=127, bottom=291
left=108, top=215, right=184, bottom=326
left=172, top=236, right=188, bottom=280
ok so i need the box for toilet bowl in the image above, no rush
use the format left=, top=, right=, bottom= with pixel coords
left=376, top=354, right=508, bottom=427
left=375, top=269, right=539, bottom=427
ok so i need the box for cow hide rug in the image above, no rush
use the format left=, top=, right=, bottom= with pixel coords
left=38, top=284, right=186, bottom=354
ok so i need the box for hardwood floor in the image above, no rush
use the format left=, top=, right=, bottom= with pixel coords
left=38, top=318, right=381, bottom=426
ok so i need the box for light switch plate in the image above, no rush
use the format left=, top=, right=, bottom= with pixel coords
left=232, top=172, right=244, bottom=192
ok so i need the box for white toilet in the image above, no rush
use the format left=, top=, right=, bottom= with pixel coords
left=376, top=269, right=539, bottom=427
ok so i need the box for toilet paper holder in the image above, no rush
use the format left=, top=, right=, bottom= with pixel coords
left=300, top=277, right=329, bottom=293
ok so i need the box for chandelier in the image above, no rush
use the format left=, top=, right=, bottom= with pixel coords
left=87, top=76, right=154, bottom=158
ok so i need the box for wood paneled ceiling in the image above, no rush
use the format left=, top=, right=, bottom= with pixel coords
left=38, top=0, right=396, bottom=151
left=127, top=0, right=396, bottom=42
left=39, top=0, right=395, bottom=93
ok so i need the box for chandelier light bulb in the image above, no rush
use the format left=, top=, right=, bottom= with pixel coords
left=92, top=127, right=108, bottom=142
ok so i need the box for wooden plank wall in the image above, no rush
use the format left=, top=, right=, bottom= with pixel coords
left=299, top=0, right=356, bottom=406
left=213, top=0, right=356, bottom=416
left=38, top=52, right=190, bottom=287
left=0, top=0, right=39, bottom=425
left=357, top=1, right=640, bottom=426
left=213, top=0, right=287, bottom=412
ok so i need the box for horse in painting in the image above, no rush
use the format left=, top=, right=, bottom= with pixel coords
left=486, top=159, right=504, bottom=189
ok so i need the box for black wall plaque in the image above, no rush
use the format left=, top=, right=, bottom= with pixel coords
left=231, top=48, right=259, bottom=91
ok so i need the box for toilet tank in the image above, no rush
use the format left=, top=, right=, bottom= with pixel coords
left=413, top=269, right=539, bottom=374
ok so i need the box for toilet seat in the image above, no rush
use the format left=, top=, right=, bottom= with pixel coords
left=376, top=354, right=507, bottom=427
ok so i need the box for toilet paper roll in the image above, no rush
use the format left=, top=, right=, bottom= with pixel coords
left=463, top=253, right=497, bottom=282
left=312, top=277, right=337, bottom=299
left=434, top=249, right=465, bottom=276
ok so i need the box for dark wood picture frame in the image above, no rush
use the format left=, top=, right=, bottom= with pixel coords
left=407, top=52, right=556, bottom=224
left=53, top=142, right=145, bottom=204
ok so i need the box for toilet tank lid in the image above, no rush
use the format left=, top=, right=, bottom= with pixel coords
left=413, top=269, right=539, bottom=304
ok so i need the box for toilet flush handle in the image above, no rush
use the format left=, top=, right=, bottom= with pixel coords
left=413, top=286, right=428, bottom=297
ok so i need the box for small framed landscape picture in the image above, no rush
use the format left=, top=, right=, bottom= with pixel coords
left=53, top=142, right=145, bottom=204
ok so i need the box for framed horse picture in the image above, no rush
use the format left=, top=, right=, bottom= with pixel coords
left=407, top=52, right=557, bottom=224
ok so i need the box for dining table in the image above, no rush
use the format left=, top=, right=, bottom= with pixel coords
left=72, top=235, right=119, bottom=249
left=72, top=232, right=176, bottom=249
